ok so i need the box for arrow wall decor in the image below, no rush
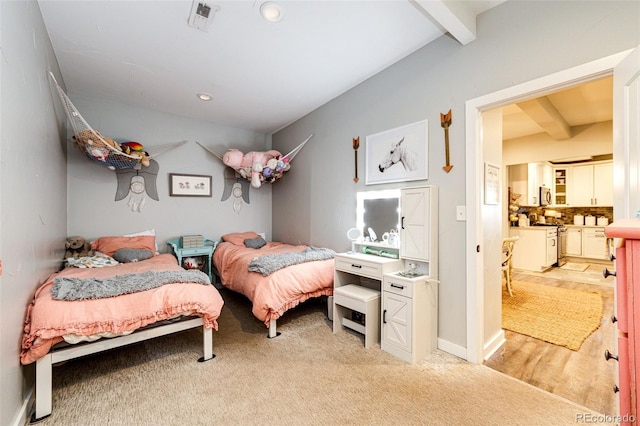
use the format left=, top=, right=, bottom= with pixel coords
left=353, top=137, right=360, bottom=183
left=441, top=109, right=453, bottom=173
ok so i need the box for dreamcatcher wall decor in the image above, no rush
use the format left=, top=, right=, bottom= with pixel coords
left=115, top=159, right=160, bottom=212
left=220, top=167, right=250, bottom=213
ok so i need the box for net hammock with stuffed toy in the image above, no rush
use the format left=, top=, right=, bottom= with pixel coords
left=48, top=72, right=185, bottom=170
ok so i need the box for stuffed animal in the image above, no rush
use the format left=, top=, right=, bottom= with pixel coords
left=64, top=236, right=94, bottom=259
left=74, top=129, right=122, bottom=152
left=121, top=141, right=151, bottom=167
left=222, top=149, right=282, bottom=188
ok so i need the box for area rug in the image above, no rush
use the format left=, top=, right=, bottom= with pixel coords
left=502, top=280, right=602, bottom=350
left=560, top=262, right=590, bottom=272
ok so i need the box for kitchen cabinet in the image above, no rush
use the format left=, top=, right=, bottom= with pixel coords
left=553, top=167, right=570, bottom=206
left=565, top=226, right=610, bottom=260
left=568, top=161, right=613, bottom=206
left=509, top=227, right=557, bottom=272
left=582, top=227, right=609, bottom=259
left=509, top=162, right=553, bottom=206
left=566, top=227, right=582, bottom=256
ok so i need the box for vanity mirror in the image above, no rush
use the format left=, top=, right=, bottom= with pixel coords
left=356, top=189, right=401, bottom=246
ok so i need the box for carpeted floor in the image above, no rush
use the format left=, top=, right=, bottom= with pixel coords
left=36, top=288, right=601, bottom=425
left=502, top=280, right=603, bottom=350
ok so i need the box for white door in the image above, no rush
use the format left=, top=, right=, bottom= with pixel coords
left=613, top=46, right=640, bottom=219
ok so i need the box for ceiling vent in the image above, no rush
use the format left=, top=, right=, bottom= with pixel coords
left=188, top=1, right=219, bottom=32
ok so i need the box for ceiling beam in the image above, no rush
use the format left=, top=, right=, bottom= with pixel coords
left=414, top=0, right=477, bottom=45
left=516, top=97, right=573, bottom=140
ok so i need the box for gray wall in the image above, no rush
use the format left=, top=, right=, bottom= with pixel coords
left=0, top=2, right=67, bottom=425
left=66, top=95, right=270, bottom=246
left=272, top=1, right=640, bottom=352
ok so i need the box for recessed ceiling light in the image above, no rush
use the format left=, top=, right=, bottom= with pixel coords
left=260, top=1, right=283, bottom=22
left=197, top=93, right=213, bottom=101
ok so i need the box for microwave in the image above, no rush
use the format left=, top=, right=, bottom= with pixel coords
left=539, top=186, right=552, bottom=206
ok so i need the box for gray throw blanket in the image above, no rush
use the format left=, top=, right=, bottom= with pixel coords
left=52, top=270, right=210, bottom=301
left=248, top=247, right=335, bottom=276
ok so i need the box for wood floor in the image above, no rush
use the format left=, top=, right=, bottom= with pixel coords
left=484, top=263, right=617, bottom=415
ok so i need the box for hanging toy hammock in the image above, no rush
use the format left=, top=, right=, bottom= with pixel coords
left=48, top=72, right=186, bottom=170
left=196, top=134, right=312, bottom=188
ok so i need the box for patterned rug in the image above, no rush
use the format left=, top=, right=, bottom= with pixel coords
left=560, top=262, right=590, bottom=272
left=502, top=281, right=602, bottom=350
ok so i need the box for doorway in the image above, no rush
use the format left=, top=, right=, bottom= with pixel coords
left=465, top=52, right=629, bottom=363
left=464, top=51, right=630, bottom=365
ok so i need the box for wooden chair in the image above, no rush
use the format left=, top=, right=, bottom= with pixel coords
left=502, top=236, right=519, bottom=297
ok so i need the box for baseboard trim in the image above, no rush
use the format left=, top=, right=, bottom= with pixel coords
left=483, top=330, right=506, bottom=362
left=437, top=338, right=467, bottom=360
left=11, top=387, right=33, bottom=426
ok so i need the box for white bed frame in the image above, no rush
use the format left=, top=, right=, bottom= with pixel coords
left=268, top=319, right=280, bottom=338
left=32, top=317, right=213, bottom=423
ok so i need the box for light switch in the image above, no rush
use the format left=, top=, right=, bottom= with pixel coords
left=456, top=206, right=466, bottom=221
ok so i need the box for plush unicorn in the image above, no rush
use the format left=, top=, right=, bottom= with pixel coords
left=222, top=149, right=283, bottom=188
left=378, top=137, right=417, bottom=172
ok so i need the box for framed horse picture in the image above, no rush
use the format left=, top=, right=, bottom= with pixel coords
left=365, top=119, right=428, bottom=185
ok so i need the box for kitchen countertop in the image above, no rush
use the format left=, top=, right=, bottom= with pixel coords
left=511, top=224, right=608, bottom=229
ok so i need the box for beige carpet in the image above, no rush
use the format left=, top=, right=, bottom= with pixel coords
left=36, top=288, right=600, bottom=425
left=503, top=281, right=603, bottom=351
left=561, top=262, right=590, bottom=272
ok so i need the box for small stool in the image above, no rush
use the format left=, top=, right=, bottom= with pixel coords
left=332, top=284, right=381, bottom=348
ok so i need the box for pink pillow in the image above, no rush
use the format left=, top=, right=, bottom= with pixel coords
left=91, top=235, right=156, bottom=257
left=222, top=232, right=261, bottom=246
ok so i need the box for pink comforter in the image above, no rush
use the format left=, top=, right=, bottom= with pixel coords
left=213, top=242, right=334, bottom=326
left=21, top=254, right=224, bottom=365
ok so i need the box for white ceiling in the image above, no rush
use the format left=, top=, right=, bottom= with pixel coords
left=38, top=0, right=505, bottom=134
left=502, top=76, right=613, bottom=141
left=39, top=0, right=610, bottom=140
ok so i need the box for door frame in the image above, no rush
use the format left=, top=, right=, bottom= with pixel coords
left=464, top=50, right=633, bottom=364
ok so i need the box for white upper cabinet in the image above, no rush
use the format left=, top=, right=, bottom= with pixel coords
left=509, top=162, right=552, bottom=206
left=568, top=161, right=613, bottom=206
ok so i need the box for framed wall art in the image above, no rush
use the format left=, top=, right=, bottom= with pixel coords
left=484, top=162, right=500, bottom=205
left=365, top=119, right=428, bottom=185
left=169, top=173, right=212, bottom=197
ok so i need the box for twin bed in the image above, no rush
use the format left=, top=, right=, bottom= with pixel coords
left=21, top=232, right=334, bottom=422
left=213, top=231, right=335, bottom=337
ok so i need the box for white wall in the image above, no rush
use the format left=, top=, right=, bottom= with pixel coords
left=66, top=95, right=271, bottom=246
left=272, top=0, right=640, bottom=353
left=0, top=2, right=67, bottom=425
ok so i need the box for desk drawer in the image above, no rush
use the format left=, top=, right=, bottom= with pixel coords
left=335, top=256, right=382, bottom=280
left=383, top=277, right=414, bottom=298
left=178, top=246, right=212, bottom=256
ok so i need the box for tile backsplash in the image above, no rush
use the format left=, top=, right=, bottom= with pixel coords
left=523, top=206, right=613, bottom=225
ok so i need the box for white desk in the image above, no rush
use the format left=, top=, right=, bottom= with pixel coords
left=332, top=252, right=402, bottom=344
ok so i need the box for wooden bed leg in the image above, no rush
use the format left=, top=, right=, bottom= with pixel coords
left=31, top=354, right=52, bottom=423
left=198, top=326, right=215, bottom=362
left=267, top=319, right=281, bottom=338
